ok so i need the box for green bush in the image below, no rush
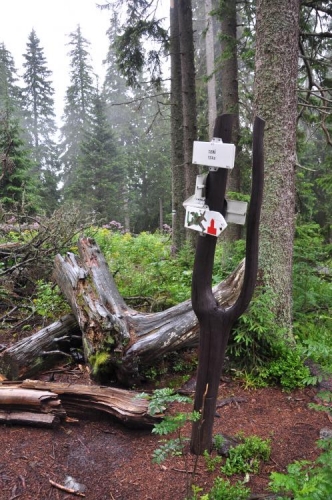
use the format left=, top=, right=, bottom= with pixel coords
left=269, top=439, right=332, bottom=499
left=227, top=287, right=281, bottom=370
left=33, top=280, right=70, bottom=320
left=258, top=346, right=310, bottom=391
left=93, top=228, right=194, bottom=309
left=214, top=238, right=246, bottom=282
left=137, top=388, right=199, bottom=464
left=221, top=434, right=271, bottom=476
left=226, top=287, right=310, bottom=391
left=203, top=450, right=222, bottom=472
left=292, top=223, right=332, bottom=377
left=191, top=477, right=250, bottom=500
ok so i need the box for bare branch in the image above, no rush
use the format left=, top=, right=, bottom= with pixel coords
left=111, top=92, right=170, bottom=107
left=301, top=1, right=332, bottom=17
left=300, top=31, right=332, bottom=38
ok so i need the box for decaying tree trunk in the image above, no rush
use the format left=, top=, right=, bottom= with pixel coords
left=52, top=243, right=244, bottom=385
left=0, top=410, right=61, bottom=428
left=0, top=258, right=244, bottom=384
left=0, top=245, right=244, bottom=384
left=0, top=380, right=158, bottom=428
left=0, top=384, right=66, bottom=427
left=0, top=314, right=81, bottom=380
left=21, top=379, right=158, bottom=427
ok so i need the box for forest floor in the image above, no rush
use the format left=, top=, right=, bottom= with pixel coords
left=0, top=335, right=332, bottom=500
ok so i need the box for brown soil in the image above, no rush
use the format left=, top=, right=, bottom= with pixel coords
left=1, top=358, right=331, bottom=500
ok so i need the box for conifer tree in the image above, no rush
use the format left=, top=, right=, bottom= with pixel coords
left=102, top=11, right=138, bottom=230
left=60, top=25, right=95, bottom=201
left=128, top=90, right=171, bottom=233
left=66, top=88, right=120, bottom=220
left=0, top=44, right=38, bottom=212
left=254, top=0, right=300, bottom=332
left=102, top=8, right=171, bottom=232
left=103, top=12, right=132, bottom=118
left=22, top=30, right=59, bottom=213
left=0, top=43, right=22, bottom=118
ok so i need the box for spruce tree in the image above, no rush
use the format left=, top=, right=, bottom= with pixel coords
left=21, top=30, right=59, bottom=213
left=102, top=12, right=137, bottom=229
left=102, top=11, right=171, bottom=232
left=60, top=25, right=95, bottom=201
left=0, top=44, right=38, bottom=213
left=67, top=88, right=120, bottom=220
left=125, top=91, right=171, bottom=233
left=0, top=43, right=22, bottom=118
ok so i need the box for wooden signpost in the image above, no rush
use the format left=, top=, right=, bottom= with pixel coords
left=188, top=114, right=265, bottom=455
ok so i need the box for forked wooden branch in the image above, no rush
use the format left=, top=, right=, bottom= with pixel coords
left=190, top=115, right=265, bottom=454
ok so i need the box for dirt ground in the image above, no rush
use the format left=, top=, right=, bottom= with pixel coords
left=1, top=357, right=331, bottom=500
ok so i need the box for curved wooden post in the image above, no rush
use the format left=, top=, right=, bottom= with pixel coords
left=190, top=115, right=265, bottom=455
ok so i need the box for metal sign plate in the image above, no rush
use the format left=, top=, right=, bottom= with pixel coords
left=185, top=206, right=227, bottom=237
left=192, top=141, right=236, bottom=169
left=225, top=200, right=248, bottom=225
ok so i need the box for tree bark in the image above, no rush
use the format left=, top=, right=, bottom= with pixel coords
left=0, top=410, right=61, bottom=428
left=219, top=1, right=239, bottom=118
left=170, top=0, right=186, bottom=251
left=204, top=0, right=217, bottom=139
left=190, top=115, right=265, bottom=455
left=178, top=0, right=198, bottom=202
left=253, top=0, right=299, bottom=332
left=20, top=380, right=158, bottom=428
left=0, top=385, right=66, bottom=427
left=0, top=314, right=81, bottom=380
left=219, top=0, right=242, bottom=242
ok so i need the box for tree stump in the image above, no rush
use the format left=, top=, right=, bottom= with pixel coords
left=53, top=240, right=245, bottom=385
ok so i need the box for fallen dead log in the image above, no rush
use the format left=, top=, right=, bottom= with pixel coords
left=0, top=410, right=61, bottom=428
left=0, top=385, right=66, bottom=427
left=53, top=237, right=244, bottom=385
left=0, top=314, right=81, bottom=380
left=0, top=379, right=159, bottom=428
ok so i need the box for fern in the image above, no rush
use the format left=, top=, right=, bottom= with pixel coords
left=269, top=439, right=332, bottom=499
left=152, top=438, right=184, bottom=464
left=138, top=387, right=192, bottom=416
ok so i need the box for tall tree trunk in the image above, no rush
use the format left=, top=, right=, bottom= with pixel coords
left=178, top=0, right=198, bottom=203
left=253, top=0, right=300, bottom=333
left=204, top=0, right=217, bottom=139
left=219, top=0, right=242, bottom=241
left=170, top=0, right=186, bottom=251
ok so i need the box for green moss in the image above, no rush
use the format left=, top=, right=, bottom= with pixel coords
left=88, top=351, right=111, bottom=376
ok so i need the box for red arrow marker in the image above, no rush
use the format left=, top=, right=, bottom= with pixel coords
left=206, top=218, right=217, bottom=235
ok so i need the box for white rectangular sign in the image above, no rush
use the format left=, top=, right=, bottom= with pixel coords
left=192, top=141, right=236, bottom=169
left=226, top=200, right=248, bottom=225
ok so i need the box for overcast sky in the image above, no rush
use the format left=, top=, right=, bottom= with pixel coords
left=0, top=0, right=111, bottom=120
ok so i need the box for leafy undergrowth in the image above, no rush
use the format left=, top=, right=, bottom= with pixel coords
left=138, top=386, right=332, bottom=500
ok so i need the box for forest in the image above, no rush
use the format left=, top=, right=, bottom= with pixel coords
left=0, top=0, right=332, bottom=499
